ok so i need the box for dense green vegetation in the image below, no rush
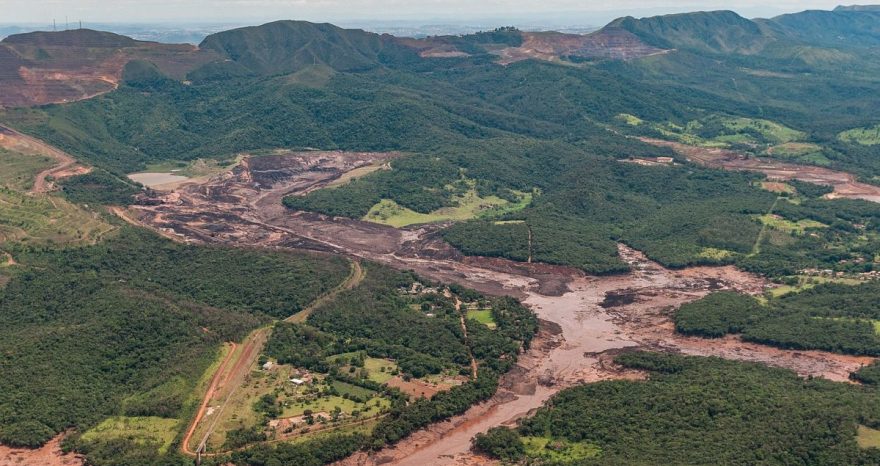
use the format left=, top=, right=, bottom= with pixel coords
left=676, top=283, right=880, bottom=355
left=58, top=170, right=141, bottom=205
left=0, top=228, right=348, bottom=452
left=472, top=427, right=524, bottom=462
left=853, top=361, right=880, bottom=385
left=507, top=352, right=880, bottom=465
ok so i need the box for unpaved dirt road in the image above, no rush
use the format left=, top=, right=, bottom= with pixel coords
left=642, top=137, right=880, bottom=203
left=120, top=150, right=875, bottom=465
left=180, top=342, right=237, bottom=456
left=0, top=124, right=90, bottom=193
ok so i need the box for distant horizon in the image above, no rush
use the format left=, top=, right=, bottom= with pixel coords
left=0, top=1, right=856, bottom=29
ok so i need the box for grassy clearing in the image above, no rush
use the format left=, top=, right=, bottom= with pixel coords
left=331, top=381, right=376, bottom=399
left=467, top=309, right=497, bottom=329
left=839, top=125, right=880, bottom=146
left=757, top=214, right=827, bottom=235
left=522, top=436, right=601, bottom=463
left=82, top=416, right=180, bottom=454
left=759, top=182, right=795, bottom=194
left=698, top=247, right=735, bottom=261
left=363, top=358, right=397, bottom=384
left=616, top=113, right=644, bottom=126
left=282, top=394, right=389, bottom=418
left=768, top=276, right=864, bottom=298
left=325, top=161, right=389, bottom=189
left=0, top=147, right=55, bottom=191
left=722, top=117, right=805, bottom=144
left=767, top=142, right=830, bottom=165
left=858, top=425, right=880, bottom=449
left=363, top=188, right=532, bottom=228
left=0, top=189, right=114, bottom=246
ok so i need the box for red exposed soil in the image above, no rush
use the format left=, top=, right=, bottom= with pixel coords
left=0, top=31, right=218, bottom=108
left=116, top=151, right=876, bottom=465
left=642, top=137, right=880, bottom=203
left=0, top=435, right=83, bottom=466
left=495, top=28, right=671, bottom=65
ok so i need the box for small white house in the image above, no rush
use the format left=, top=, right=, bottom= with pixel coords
left=262, top=361, right=275, bottom=371
left=289, top=378, right=305, bottom=385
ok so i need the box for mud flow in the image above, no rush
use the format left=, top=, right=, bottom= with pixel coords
left=121, top=151, right=874, bottom=466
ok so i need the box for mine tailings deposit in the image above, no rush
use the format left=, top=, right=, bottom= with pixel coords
left=642, top=137, right=880, bottom=203
left=121, top=150, right=875, bottom=465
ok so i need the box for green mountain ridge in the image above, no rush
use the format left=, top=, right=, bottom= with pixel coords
left=197, top=20, right=414, bottom=77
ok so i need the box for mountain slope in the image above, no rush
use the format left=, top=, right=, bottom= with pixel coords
left=772, top=8, right=880, bottom=46
left=198, top=20, right=414, bottom=76
left=607, top=10, right=780, bottom=54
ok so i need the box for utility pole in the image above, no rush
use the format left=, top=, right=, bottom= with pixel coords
left=53, top=19, right=56, bottom=31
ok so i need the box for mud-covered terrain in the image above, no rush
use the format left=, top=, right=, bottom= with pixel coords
left=643, top=138, right=880, bottom=203
left=123, top=152, right=875, bottom=465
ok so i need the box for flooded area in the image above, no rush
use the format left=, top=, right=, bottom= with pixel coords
left=119, top=150, right=876, bottom=466
left=127, top=172, right=190, bottom=189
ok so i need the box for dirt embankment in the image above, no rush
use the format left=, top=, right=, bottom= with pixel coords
left=642, top=137, right=880, bottom=204
left=119, top=150, right=876, bottom=465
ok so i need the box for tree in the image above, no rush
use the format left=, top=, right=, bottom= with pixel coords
left=472, top=427, right=525, bottom=461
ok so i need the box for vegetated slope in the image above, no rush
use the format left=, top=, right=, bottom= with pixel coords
left=0, top=28, right=218, bottom=107
left=676, top=282, right=880, bottom=355
left=197, top=20, right=415, bottom=77
left=498, top=352, right=880, bottom=465
left=772, top=8, right=880, bottom=47
left=607, top=10, right=780, bottom=54
left=0, top=228, right=348, bottom=452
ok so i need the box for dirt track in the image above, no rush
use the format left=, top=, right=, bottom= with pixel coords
left=120, top=151, right=876, bottom=465
left=0, top=124, right=89, bottom=193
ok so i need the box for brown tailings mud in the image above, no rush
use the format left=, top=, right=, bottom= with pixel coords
left=0, top=434, right=83, bottom=466
left=122, top=150, right=874, bottom=465
left=642, top=138, right=880, bottom=203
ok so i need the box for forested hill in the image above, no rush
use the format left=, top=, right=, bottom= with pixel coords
left=197, top=21, right=414, bottom=77
left=607, top=7, right=880, bottom=54
left=2, top=29, right=142, bottom=48
left=606, top=11, right=779, bottom=54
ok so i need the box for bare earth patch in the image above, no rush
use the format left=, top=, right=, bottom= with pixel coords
left=0, top=435, right=83, bottom=466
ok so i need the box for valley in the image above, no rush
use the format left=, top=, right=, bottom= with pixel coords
left=120, top=151, right=876, bottom=464
left=3, top=5, right=880, bottom=465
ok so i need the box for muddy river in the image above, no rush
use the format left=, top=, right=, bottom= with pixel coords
left=121, top=150, right=875, bottom=465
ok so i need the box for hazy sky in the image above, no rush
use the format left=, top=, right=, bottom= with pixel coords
left=1, top=0, right=851, bottom=25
